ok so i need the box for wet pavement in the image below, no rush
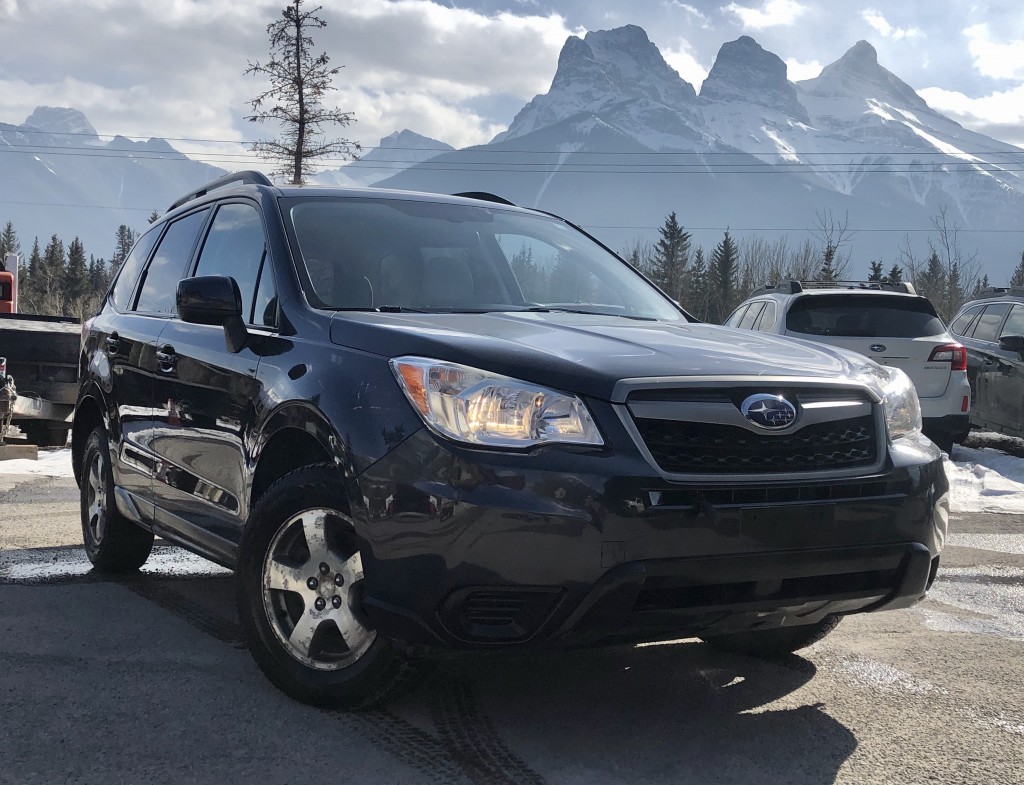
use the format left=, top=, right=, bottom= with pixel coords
left=1, top=473, right=1022, bottom=785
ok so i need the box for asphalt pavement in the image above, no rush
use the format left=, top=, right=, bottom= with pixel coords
left=1, top=471, right=1022, bottom=785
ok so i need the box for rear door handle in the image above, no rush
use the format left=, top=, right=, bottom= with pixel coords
left=156, top=346, right=178, bottom=373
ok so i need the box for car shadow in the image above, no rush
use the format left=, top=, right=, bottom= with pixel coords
left=391, top=643, right=856, bottom=785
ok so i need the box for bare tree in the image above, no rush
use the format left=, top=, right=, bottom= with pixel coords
left=812, top=210, right=854, bottom=281
left=245, top=0, right=359, bottom=184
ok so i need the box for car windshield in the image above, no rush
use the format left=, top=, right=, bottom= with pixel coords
left=283, top=196, right=685, bottom=322
left=786, top=294, right=945, bottom=338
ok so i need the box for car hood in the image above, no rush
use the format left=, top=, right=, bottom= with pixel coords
left=329, top=311, right=873, bottom=402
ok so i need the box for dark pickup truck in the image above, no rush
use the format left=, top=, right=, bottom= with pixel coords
left=0, top=313, right=80, bottom=446
left=72, top=171, right=948, bottom=709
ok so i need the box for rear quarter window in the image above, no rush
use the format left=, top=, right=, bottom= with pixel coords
left=785, top=295, right=945, bottom=338
left=109, top=226, right=161, bottom=311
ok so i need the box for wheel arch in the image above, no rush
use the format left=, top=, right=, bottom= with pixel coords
left=249, top=402, right=357, bottom=515
left=71, top=387, right=107, bottom=487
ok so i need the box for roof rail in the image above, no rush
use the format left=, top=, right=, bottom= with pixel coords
left=751, top=279, right=917, bottom=296
left=975, top=286, right=1024, bottom=300
left=451, top=191, right=516, bottom=206
left=167, top=170, right=274, bottom=212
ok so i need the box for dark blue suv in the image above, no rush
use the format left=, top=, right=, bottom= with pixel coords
left=72, top=172, right=948, bottom=708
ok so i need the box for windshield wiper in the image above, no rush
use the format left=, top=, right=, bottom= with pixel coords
left=330, top=305, right=428, bottom=313
left=517, top=306, right=658, bottom=321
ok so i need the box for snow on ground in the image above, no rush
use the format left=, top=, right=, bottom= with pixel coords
left=0, top=447, right=75, bottom=478
left=2, top=436, right=1024, bottom=516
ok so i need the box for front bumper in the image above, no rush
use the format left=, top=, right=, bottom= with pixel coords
left=351, top=426, right=948, bottom=652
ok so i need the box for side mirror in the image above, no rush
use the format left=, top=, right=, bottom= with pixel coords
left=177, top=275, right=248, bottom=353
left=998, top=334, right=1024, bottom=355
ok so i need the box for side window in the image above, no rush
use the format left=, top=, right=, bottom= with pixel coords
left=738, top=301, right=765, bottom=329
left=950, top=304, right=984, bottom=336
left=756, top=300, right=778, bottom=331
left=110, top=226, right=161, bottom=311
left=971, top=303, right=1011, bottom=343
left=1000, top=304, right=1024, bottom=338
left=723, top=305, right=748, bottom=327
left=134, top=209, right=210, bottom=314
left=193, top=203, right=267, bottom=324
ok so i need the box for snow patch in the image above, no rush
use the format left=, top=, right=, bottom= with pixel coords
left=0, top=447, right=74, bottom=478
left=838, top=655, right=945, bottom=695
left=945, top=443, right=1024, bottom=515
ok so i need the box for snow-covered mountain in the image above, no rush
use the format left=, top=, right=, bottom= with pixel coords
left=0, top=107, right=223, bottom=260
left=377, top=27, right=1024, bottom=280
left=312, top=129, right=453, bottom=187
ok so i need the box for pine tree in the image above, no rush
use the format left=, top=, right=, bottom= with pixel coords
left=687, top=246, right=709, bottom=320
left=709, top=230, right=739, bottom=323
left=914, top=250, right=947, bottom=309
left=972, top=274, right=991, bottom=298
left=510, top=243, right=544, bottom=302
left=0, top=221, right=20, bottom=263
left=651, top=211, right=691, bottom=302
left=885, top=263, right=904, bottom=284
left=946, top=262, right=965, bottom=322
left=868, top=260, right=884, bottom=282
left=1011, top=252, right=1024, bottom=287
left=148, top=209, right=161, bottom=224
left=245, top=0, right=359, bottom=184
left=65, top=237, right=87, bottom=312
left=111, top=224, right=137, bottom=277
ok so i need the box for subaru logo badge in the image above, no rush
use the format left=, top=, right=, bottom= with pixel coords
left=869, top=344, right=887, bottom=353
left=740, top=394, right=797, bottom=430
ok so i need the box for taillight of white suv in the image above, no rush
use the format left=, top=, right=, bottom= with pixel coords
left=928, top=344, right=967, bottom=371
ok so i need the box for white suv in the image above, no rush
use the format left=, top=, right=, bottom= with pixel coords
left=725, top=281, right=971, bottom=452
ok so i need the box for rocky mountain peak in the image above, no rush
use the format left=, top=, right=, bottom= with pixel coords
left=21, top=106, right=98, bottom=140
left=499, top=25, right=698, bottom=142
left=800, top=40, right=930, bottom=112
left=700, top=37, right=808, bottom=123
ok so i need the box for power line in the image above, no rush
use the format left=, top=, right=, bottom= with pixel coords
left=3, top=146, right=1024, bottom=175
left=4, top=127, right=1024, bottom=157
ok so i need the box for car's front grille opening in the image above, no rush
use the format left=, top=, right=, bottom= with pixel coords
left=635, top=414, right=878, bottom=474
left=634, top=568, right=901, bottom=612
left=647, top=480, right=907, bottom=509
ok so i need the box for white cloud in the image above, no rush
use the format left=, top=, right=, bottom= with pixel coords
left=861, top=8, right=923, bottom=41
left=963, top=23, right=1024, bottom=80
left=918, top=84, right=1024, bottom=146
left=785, top=57, right=822, bottom=81
left=721, top=0, right=806, bottom=29
left=663, top=40, right=710, bottom=87
left=0, top=0, right=584, bottom=153
left=666, top=1, right=711, bottom=28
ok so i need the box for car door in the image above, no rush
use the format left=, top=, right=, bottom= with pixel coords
left=88, top=225, right=164, bottom=509
left=963, top=302, right=1012, bottom=429
left=991, top=304, right=1024, bottom=434
left=148, top=201, right=273, bottom=558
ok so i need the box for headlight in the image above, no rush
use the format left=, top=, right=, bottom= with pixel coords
left=390, top=357, right=604, bottom=449
left=878, top=367, right=922, bottom=441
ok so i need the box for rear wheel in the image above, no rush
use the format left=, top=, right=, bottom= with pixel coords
left=80, top=427, right=154, bottom=572
left=236, top=465, right=418, bottom=709
left=701, top=616, right=841, bottom=658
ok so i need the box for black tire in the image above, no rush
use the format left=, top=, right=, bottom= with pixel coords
left=80, top=427, right=154, bottom=572
left=21, top=422, right=70, bottom=448
left=701, top=615, right=841, bottom=658
left=236, top=464, right=418, bottom=709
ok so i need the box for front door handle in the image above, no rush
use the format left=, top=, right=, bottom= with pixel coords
left=156, top=346, right=178, bottom=373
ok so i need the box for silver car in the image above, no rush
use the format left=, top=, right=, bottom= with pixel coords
left=724, top=281, right=971, bottom=453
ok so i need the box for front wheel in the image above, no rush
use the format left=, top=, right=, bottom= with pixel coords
left=236, top=465, right=418, bottom=709
left=701, top=615, right=841, bottom=658
left=80, top=427, right=154, bottom=572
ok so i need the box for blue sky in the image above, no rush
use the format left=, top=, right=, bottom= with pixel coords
left=0, top=0, right=1021, bottom=160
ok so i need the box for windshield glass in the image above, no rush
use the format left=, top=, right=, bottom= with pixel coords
left=284, top=197, right=685, bottom=321
left=786, top=294, right=945, bottom=338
